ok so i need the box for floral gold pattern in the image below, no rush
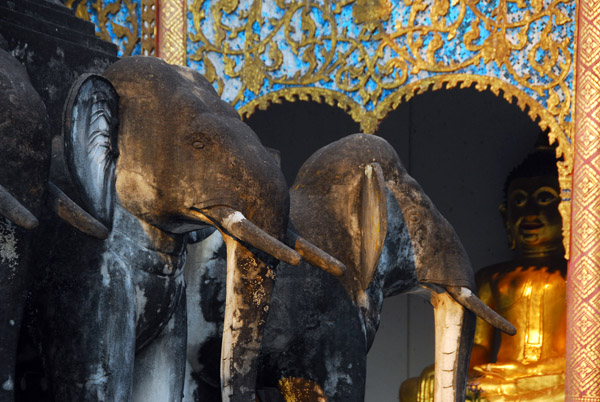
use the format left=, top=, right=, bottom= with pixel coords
left=66, top=0, right=156, bottom=56
left=141, top=0, right=157, bottom=55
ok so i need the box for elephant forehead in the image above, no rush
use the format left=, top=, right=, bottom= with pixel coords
left=114, top=107, right=281, bottom=195
left=104, top=56, right=237, bottom=119
left=111, top=83, right=224, bottom=119
left=172, top=65, right=239, bottom=118
left=294, top=134, right=406, bottom=187
left=114, top=102, right=242, bottom=154
left=114, top=116, right=287, bottom=214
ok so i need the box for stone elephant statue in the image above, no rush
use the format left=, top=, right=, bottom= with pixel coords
left=28, top=56, right=343, bottom=402
left=185, top=134, right=515, bottom=402
left=0, top=43, right=109, bottom=402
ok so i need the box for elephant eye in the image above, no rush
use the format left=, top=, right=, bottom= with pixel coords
left=403, top=206, right=421, bottom=224
left=192, top=140, right=205, bottom=150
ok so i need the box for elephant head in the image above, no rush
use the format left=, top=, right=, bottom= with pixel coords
left=51, top=56, right=342, bottom=401
left=289, top=134, right=515, bottom=401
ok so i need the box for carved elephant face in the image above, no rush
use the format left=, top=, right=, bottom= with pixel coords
left=290, top=134, right=515, bottom=401
left=65, top=58, right=289, bottom=241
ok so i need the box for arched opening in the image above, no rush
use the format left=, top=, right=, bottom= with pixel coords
left=245, top=101, right=361, bottom=185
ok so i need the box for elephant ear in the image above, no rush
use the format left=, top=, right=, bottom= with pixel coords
left=63, top=74, right=119, bottom=226
left=359, top=163, right=388, bottom=290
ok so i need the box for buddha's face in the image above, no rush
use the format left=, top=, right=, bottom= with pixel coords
left=505, top=175, right=562, bottom=256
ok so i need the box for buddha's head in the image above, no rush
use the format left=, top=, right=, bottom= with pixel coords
left=500, top=142, right=563, bottom=257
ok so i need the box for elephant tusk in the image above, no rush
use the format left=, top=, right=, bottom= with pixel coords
left=194, top=206, right=301, bottom=266
left=47, top=182, right=109, bottom=240
left=431, top=290, right=476, bottom=402
left=286, top=230, right=346, bottom=276
left=0, top=183, right=39, bottom=229
left=446, top=286, right=516, bottom=335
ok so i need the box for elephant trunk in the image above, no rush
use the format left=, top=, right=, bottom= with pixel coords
left=431, top=290, right=476, bottom=402
left=220, top=236, right=275, bottom=401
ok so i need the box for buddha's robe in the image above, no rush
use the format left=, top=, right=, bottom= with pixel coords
left=469, top=260, right=566, bottom=401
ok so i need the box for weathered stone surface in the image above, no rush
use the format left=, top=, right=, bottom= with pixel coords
left=0, top=3, right=117, bottom=400
left=0, top=46, right=50, bottom=216
left=185, top=134, right=515, bottom=402
left=0, top=45, right=51, bottom=402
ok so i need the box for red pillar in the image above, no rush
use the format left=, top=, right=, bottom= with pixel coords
left=566, top=0, right=600, bottom=399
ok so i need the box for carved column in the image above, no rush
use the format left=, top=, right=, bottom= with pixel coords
left=156, top=0, right=187, bottom=65
left=566, top=0, right=600, bottom=399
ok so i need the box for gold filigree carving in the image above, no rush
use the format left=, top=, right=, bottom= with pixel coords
left=66, top=0, right=156, bottom=56
left=98, top=0, right=138, bottom=56
left=353, top=0, right=392, bottom=25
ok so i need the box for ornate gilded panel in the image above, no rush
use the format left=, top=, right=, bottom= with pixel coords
left=188, top=0, right=573, bottom=137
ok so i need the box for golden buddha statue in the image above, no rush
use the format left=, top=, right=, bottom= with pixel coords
left=400, top=145, right=566, bottom=402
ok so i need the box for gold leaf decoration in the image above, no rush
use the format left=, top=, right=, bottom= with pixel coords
left=66, top=0, right=155, bottom=56
left=353, top=0, right=392, bottom=24
left=242, top=58, right=266, bottom=94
